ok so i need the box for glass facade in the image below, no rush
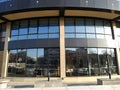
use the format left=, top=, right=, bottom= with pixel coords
left=6, top=17, right=119, bottom=77
left=65, top=18, right=112, bottom=39
left=66, top=48, right=117, bottom=76
left=10, top=18, right=59, bottom=41
left=8, top=48, right=60, bottom=77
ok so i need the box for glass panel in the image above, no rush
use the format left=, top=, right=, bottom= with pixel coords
left=12, top=21, right=19, bottom=31
left=19, top=20, right=28, bottom=35
left=26, top=49, right=37, bottom=77
left=11, top=36, right=18, bottom=41
left=38, top=34, right=48, bottom=39
left=19, top=35, right=27, bottom=40
left=75, top=18, right=85, bottom=33
left=1, top=32, right=6, bottom=37
left=76, top=34, right=86, bottom=38
left=104, top=21, right=112, bottom=35
left=66, top=48, right=88, bottom=76
left=19, top=28, right=28, bottom=35
left=11, top=30, right=19, bottom=36
left=36, top=49, right=45, bottom=76
left=49, top=18, right=59, bottom=33
left=39, top=19, right=48, bottom=33
left=65, top=18, right=75, bottom=33
left=49, top=34, right=59, bottom=38
left=88, top=48, right=99, bottom=76
left=45, top=48, right=60, bottom=77
left=86, top=19, right=95, bottom=33
left=95, top=20, right=104, bottom=34
left=107, top=49, right=117, bottom=74
left=29, top=19, right=38, bottom=34
left=8, top=50, right=17, bottom=77
left=65, top=34, right=75, bottom=38
left=98, top=48, right=107, bottom=75
left=86, top=34, right=96, bottom=38
left=105, top=35, right=112, bottom=39
left=28, top=34, right=37, bottom=39
left=16, top=49, right=26, bottom=77
left=96, top=34, right=104, bottom=39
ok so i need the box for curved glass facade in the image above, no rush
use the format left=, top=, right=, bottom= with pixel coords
left=66, top=48, right=117, bottom=76
left=65, top=18, right=112, bottom=39
left=11, top=18, right=59, bottom=41
left=6, top=17, right=118, bottom=77
left=8, top=48, right=60, bottom=77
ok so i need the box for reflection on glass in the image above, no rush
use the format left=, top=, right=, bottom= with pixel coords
left=8, top=48, right=60, bottom=77
left=98, top=48, right=107, bottom=75
left=105, top=35, right=112, bottom=39
left=11, top=30, right=19, bottom=36
left=0, top=23, right=6, bottom=42
left=96, top=34, right=104, bottom=39
left=65, top=18, right=75, bottom=32
left=39, top=19, right=48, bottom=33
left=26, top=49, right=37, bottom=77
left=88, top=48, right=99, bottom=76
left=29, top=19, right=37, bottom=34
left=86, top=19, right=95, bottom=33
left=66, top=48, right=88, bottom=76
left=76, top=34, right=86, bottom=38
left=65, top=34, right=75, bottom=38
left=49, top=34, right=59, bottom=38
left=19, top=28, right=28, bottom=35
left=104, top=21, right=111, bottom=35
left=49, top=18, right=59, bottom=33
left=28, top=34, right=37, bottom=39
left=8, top=50, right=17, bottom=77
left=36, top=49, right=45, bottom=76
left=65, top=18, right=113, bottom=39
left=95, top=20, right=104, bottom=34
left=11, top=36, right=18, bottom=41
left=19, top=20, right=28, bottom=35
left=66, top=48, right=117, bottom=76
left=11, top=18, right=59, bottom=40
left=75, top=18, right=85, bottom=33
left=19, top=35, right=27, bottom=40
left=86, top=34, right=96, bottom=38
left=38, top=34, right=48, bottom=39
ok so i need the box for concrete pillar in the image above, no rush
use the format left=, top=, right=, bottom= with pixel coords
left=1, top=22, right=11, bottom=78
left=112, top=21, right=120, bottom=74
left=60, top=17, right=66, bottom=78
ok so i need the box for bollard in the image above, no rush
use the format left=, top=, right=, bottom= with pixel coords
left=48, top=72, right=50, bottom=82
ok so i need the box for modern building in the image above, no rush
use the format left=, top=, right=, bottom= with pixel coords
left=0, top=0, right=120, bottom=80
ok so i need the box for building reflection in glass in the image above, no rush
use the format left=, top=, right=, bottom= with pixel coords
left=66, top=48, right=117, bottom=76
left=8, top=48, right=60, bottom=77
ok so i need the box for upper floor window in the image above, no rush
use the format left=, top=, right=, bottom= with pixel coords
left=65, top=18, right=112, bottom=39
left=0, top=23, right=6, bottom=42
left=11, top=18, right=59, bottom=41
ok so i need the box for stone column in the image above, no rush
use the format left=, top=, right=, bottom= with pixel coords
left=1, top=22, right=11, bottom=78
left=60, top=17, right=66, bottom=78
left=112, top=21, right=120, bottom=74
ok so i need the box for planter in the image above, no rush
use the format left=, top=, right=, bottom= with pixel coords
left=97, top=78, right=120, bottom=85
left=0, top=79, right=10, bottom=88
left=34, top=79, right=67, bottom=88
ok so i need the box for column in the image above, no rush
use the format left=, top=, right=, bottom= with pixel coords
left=60, top=17, right=66, bottom=78
left=1, top=22, right=11, bottom=78
left=112, top=21, right=120, bottom=74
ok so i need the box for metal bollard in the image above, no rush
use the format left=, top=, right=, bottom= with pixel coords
left=48, top=72, right=50, bottom=82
